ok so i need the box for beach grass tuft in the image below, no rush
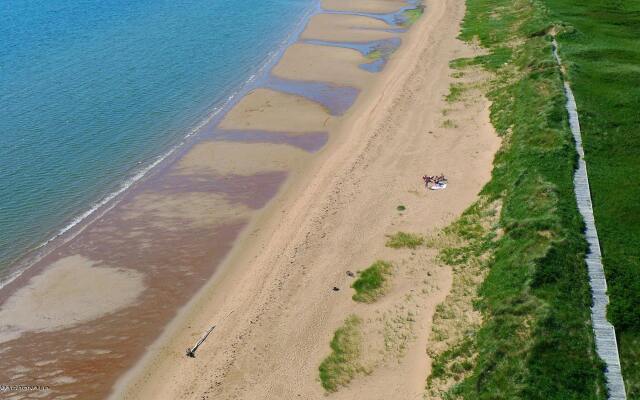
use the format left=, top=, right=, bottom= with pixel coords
left=386, top=231, right=424, bottom=249
left=366, top=49, right=383, bottom=61
left=445, top=82, right=465, bottom=102
left=319, top=315, right=363, bottom=392
left=351, top=261, right=392, bottom=303
left=441, top=119, right=457, bottom=128
left=402, top=6, right=424, bottom=26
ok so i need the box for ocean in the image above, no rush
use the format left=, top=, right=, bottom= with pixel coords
left=0, top=0, right=314, bottom=273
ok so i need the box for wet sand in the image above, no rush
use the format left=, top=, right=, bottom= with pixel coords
left=212, top=130, right=329, bottom=153
left=322, top=0, right=405, bottom=13
left=0, top=0, right=497, bottom=399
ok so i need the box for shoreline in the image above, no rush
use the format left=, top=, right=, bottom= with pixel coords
left=0, top=0, right=321, bottom=291
left=0, top=1, right=443, bottom=399
left=113, top=0, right=500, bottom=397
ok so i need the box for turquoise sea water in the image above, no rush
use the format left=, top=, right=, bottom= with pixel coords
left=0, top=0, right=313, bottom=271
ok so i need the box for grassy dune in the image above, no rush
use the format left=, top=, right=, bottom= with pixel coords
left=351, top=260, right=392, bottom=303
left=540, top=1, right=640, bottom=396
left=319, top=315, right=363, bottom=392
left=426, top=0, right=608, bottom=397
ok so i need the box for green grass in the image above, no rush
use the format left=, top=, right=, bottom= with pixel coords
left=351, top=260, right=392, bottom=303
left=424, top=0, right=608, bottom=397
left=442, top=119, right=457, bottom=128
left=366, top=49, right=383, bottom=61
left=386, top=231, right=424, bottom=249
left=538, top=1, right=640, bottom=396
left=426, top=199, right=499, bottom=397
left=402, top=6, right=424, bottom=26
left=620, top=333, right=640, bottom=398
left=445, top=82, right=465, bottom=102
left=319, top=315, right=363, bottom=392
left=397, top=204, right=406, bottom=211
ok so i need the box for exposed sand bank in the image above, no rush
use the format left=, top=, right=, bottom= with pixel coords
left=322, top=0, right=405, bottom=13
left=0, top=255, right=144, bottom=344
left=273, top=43, right=371, bottom=87
left=113, top=0, right=499, bottom=398
left=301, top=14, right=396, bottom=42
left=219, top=88, right=334, bottom=132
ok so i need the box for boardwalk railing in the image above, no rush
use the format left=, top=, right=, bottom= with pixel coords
left=552, top=38, right=627, bottom=400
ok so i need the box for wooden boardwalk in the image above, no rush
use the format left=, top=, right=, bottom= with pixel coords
left=553, top=39, right=627, bottom=400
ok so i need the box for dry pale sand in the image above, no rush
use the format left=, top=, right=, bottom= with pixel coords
left=113, top=0, right=499, bottom=398
left=273, top=43, right=371, bottom=87
left=218, top=88, right=333, bottom=132
left=0, top=255, right=144, bottom=344
left=322, top=0, right=405, bottom=13
left=174, top=141, right=310, bottom=176
left=301, top=13, right=396, bottom=42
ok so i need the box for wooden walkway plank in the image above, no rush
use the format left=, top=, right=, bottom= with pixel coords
left=552, top=39, right=627, bottom=400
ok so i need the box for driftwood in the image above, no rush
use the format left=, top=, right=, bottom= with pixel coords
left=186, top=311, right=234, bottom=358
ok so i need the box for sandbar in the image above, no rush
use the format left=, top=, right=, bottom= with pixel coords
left=0, top=255, right=144, bottom=344
left=322, top=0, right=406, bottom=13
left=301, top=14, right=397, bottom=42
left=273, top=43, right=371, bottom=87
left=219, top=88, right=333, bottom=132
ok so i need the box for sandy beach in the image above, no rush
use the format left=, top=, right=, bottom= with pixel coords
left=113, top=0, right=498, bottom=398
left=0, top=0, right=498, bottom=398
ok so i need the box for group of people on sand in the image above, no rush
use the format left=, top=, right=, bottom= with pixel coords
left=422, top=174, right=447, bottom=187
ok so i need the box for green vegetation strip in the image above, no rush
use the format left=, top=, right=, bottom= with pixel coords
left=426, top=199, right=499, bottom=397
left=425, top=0, right=609, bottom=397
left=319, top=315, right=364, bottom=392
left=351, top=260, right=392, bottom=303
left=445, top=83, right=465, bottom=103
left=541, top=0, right=640, bottom=396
